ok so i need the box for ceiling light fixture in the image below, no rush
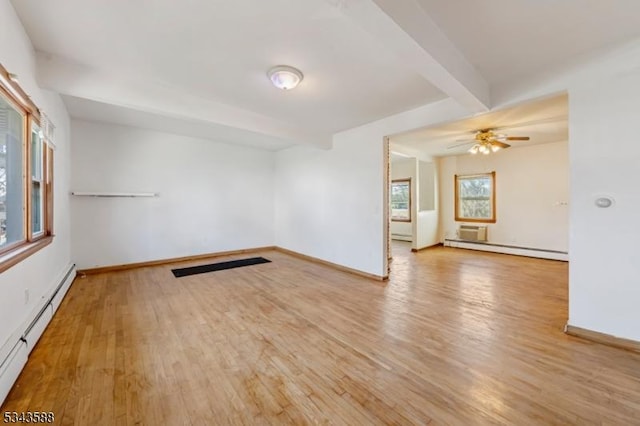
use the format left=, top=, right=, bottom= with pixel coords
left=267, top=65, right=303, bottom=90
left=469, top=140, right=504, bottom=155
left=465, top=129, right=529, bottom=155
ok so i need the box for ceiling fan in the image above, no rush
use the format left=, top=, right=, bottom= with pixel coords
left=448, top=128, right=530, bottom=154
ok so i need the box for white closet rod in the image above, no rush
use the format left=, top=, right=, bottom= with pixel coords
left=71, top=192, right=158, bottom=198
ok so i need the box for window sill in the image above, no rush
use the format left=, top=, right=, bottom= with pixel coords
left=0, top=236, right=53, bottom=274
left=454, top=218, right=496, bottom=224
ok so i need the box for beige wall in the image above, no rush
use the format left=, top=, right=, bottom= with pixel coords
left=439, top=140, right=569, bottom=251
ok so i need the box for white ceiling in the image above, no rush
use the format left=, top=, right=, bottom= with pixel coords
left=11, top=0, right=444, bottom=141
left=8, top=1, right=640, bottom=150
left=416, top=0, right=640, bottom=84
left=62, top=95, right=294, bottom=151
left=390, top=94, right=568, bottom=157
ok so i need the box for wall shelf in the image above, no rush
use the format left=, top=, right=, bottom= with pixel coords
left=71, top=192, right=158, bottom=198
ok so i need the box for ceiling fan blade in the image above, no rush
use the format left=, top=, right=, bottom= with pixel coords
left=447, top=141, right=475, bottom=149
left=504, top=136, right=530, bottom=141
left=492, top=141, right=511, bottom=148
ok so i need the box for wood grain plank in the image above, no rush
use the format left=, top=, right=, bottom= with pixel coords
left=2, top=244, right=640, bottom=424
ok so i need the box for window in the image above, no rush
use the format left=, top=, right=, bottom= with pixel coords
left=0, top=93, right=25, bottom=248
left=391, top=178, right=411, bottom=222
left=455, top=172, right=496, bottom=223
left=0, top=63, right=54, bottom=271
left=31, top=121, right=44, bottom=235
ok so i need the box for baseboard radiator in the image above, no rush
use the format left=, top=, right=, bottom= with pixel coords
left=444, top=239, right=568, bottom=261
left=0, top=264, right=76, bottom=405
left=391, top=233, right=412, bottom=242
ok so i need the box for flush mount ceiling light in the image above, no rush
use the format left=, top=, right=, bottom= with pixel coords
left=267, top=65, right=303, bottom=90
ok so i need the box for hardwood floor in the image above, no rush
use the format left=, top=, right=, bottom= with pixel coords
left=3, top=243, right=640, bottom=424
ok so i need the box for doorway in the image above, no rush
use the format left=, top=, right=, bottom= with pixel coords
left=385, top=93, right=570, bottom=274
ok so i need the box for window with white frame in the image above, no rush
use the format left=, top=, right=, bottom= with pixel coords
left=391, top=178, right=411, bottom=222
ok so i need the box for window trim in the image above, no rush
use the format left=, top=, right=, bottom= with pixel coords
left=391, top=178, right=412, bottom=222
left=0, top=86, right=28, bottom=256
left=45, top=144, right=54, bottom=236
left=0, top=65, right=40, bottom=120
left=0, top=63, right=53, bottom=271
left=0, top=237, right=53, bottom=274
left=454, top=171, right=496, bottom=223
left=29, top=118, right=46, bottom=241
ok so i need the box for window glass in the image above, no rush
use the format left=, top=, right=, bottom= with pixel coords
left=391, top=179, right=411, bottom=221
left=31, top=122, right=43, bottom=235
left=0, top=95, right=25, bottom=247
left=455, top=173, right=495, bottom=222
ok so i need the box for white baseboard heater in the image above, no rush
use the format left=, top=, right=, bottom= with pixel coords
left=0, top=264, right=76, bottom=405
left=444, top=239, right=568, bottom=261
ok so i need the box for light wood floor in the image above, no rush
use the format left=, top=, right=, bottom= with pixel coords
left=3, top=243, right=640, bottom=424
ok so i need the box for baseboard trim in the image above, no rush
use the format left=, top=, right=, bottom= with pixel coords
left=565, top=324, right=640, bottom=353
left=77, top=246, right=387, bottom=282
left=77, top=246, right=277, bottom=275
left=274, top=247, right=388, bottom=281
left=411, top=243, right=443, bottom=253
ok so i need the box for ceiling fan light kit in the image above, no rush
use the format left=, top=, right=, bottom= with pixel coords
left=461, top=129, right=530, bottom=155
left=469, top=140, right=502, bottom=155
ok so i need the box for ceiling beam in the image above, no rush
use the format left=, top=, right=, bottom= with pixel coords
left=35, top=53, right=332, bottom=149
left=330, top=0, right=491, bottom=113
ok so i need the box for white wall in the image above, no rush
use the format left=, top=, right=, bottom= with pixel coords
left=568, top=69, right=640, bottom=341
left=275, top=99, right=469, bottom=278
left=274, top=137, right=386, bottom=275
left=487, top=36, right=640, bottom=344
left=415, top=161, right=439, bottom=250
left=390, top=158, right=415, bottom=240
left=438, top=141, right=569, bottom=251
left=70, top=120, right=275, bottom=269
left=418, top=161, right=436, bottom=211
left=0, top=0, right=72, bottom=361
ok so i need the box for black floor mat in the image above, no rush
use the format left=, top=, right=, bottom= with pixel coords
left=172, top=257, right=271, bottom=278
